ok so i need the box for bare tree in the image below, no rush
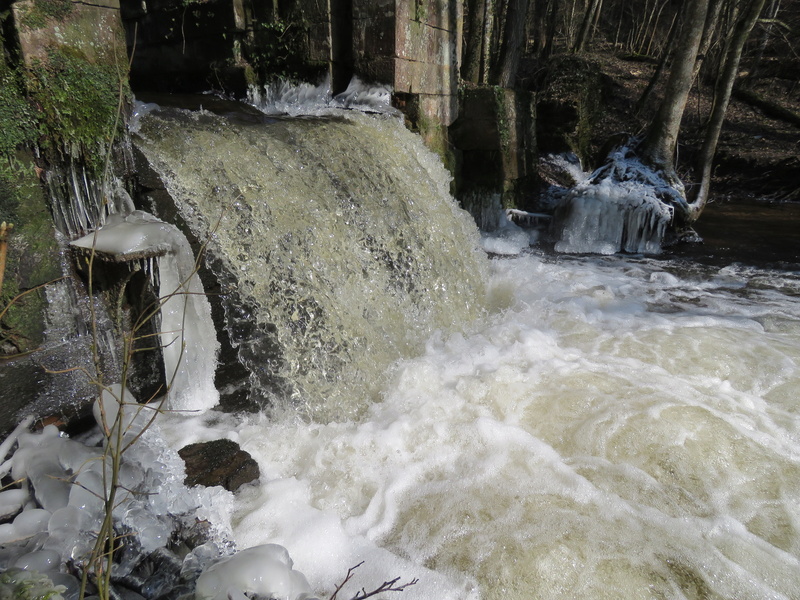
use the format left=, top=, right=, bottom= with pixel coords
left=462, top=0, right=487, bottom=82
left=493, top=0, right=532, bottom=86
left=638, top=0, right=711, bottom=175
left=573, top=0, right=603, bottom=52
left=690, top=0, right=768, bottom=219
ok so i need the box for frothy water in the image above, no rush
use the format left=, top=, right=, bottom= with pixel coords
left=159, top=249, right=800, bottom=600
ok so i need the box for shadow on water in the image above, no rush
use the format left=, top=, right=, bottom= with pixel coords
left=666, top=198, right=800, bottom=270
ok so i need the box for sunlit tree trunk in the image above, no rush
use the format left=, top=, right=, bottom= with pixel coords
left=481, top=0, right=497, bottom=83
left=639, top=0, right=711, bottom=174
left=690, top=0, right=768, bottom=220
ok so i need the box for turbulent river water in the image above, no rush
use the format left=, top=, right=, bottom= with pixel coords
left=47, top=93, right=791, bottom=600
left=156, top=187, right=800, bottom=600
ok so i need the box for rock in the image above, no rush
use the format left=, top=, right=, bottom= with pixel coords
left=178, top=439, right=259, bottom=492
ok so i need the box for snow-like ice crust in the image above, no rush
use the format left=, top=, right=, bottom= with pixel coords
left=553, top=145, right=687, bottom=254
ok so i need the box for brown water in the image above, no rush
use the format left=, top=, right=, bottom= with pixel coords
left=668, top=198, right=800, bottom=269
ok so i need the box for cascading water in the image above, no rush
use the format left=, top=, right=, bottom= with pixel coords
left=3, top=92, right=800, bottom=600
left=150, top=239, right=800, bottom=600
left=133, top=105, right=486, bottom=420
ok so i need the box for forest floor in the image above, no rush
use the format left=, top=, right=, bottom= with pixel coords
left=587, top=49, right=800, bottom=202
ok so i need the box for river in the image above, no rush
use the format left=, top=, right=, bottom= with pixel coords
left=158, top=190, right=800, bottom=600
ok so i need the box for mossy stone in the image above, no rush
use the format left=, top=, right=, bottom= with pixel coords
left=1, top=153, right=61, bottom=355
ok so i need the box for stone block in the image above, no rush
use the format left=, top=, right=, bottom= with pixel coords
left=396, top=0, right=457, bottom=31
left=395, top=58, right=454, bottom=96
left=356, top=15, right=396, bottom=57
left=13, top=0, right=126, bottom=68
left=307, top=21, right=333, bottom=64
left=417, top=93, right=457, bottom=126
left=353, top=56, right=396, bottom=88
left=451, top=86, right=537, bottom=206
left=396, top=18, right=454, bottom=65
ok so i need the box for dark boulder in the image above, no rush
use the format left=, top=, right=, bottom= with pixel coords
left=179, top=439, right=260, bottom=492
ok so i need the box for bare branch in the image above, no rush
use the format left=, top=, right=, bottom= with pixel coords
left=329, top=562, right=418, bottom=600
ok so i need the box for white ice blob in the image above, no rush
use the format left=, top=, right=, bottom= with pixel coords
left=194, top=544, right=318, bottom=600
left=12, top=508, right=51, bottom=538
left=14, top=549, right=61, bottom=572
left=0, top=488, right=28, bottom=520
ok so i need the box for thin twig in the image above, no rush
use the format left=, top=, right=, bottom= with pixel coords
left=329, top=562, right=418, bottom=600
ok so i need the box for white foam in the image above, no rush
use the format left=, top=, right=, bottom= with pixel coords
left=247, top=76, right=400, bottom=118
left=479, top=211, right=535, bottom=255
left=167, top=252, right=800, bottom=600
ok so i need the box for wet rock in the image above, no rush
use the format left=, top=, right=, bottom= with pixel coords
left=178, top=439, right=259, bottom=492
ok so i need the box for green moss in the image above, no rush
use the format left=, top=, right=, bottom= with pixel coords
left=25, top=47, right=128, bottom=173
left=493, top=85, right=511, bottom=149
left=417, top=114, right=455, bottom=176
left=413, top=0, right=426, bottom=22
left=18, top=0, right=74, bottom=30
left=1, top=154, right=60, bottom=354
left=0, top=35, right=40, bottom=223
left=0, top=74, right=39, bottom=159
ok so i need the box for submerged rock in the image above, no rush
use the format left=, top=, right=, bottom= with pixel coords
left=179, top=440, right=259, bottom=492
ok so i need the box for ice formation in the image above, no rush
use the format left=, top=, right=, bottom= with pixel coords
left=480, top=210, right=539, bottom=255
left=71, top=210, right=220, bottom=413
left=194, top=544, right=319, bottom=600
left=0, top=385, right=236, bottom=598
left=552, top=145, right=684, bottom=254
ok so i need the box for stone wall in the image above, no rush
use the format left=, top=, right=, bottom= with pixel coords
left=0, top=0, right=154, bottom=433
left=450, top=86, right=537, bottom=227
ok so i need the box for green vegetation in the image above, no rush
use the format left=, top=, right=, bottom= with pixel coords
left=18, top=0, right=74, bottom=30
left=0, top=36, right=39, bottom=220
left=25, top=47, right=129, bottom=171
left=248, top=16, right=323, bottom=83
left=0, top=568, right=65, bottom=600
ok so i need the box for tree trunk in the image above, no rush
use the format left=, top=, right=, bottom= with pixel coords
left=530, top=0, right=550, bottom=56
left=573, top=0, right=603, bottom=52
left=480, top=0, right=497, bottom=83
left=493, top=0, right=531, bottom=86
left=692, top=0, right=726, bottom=83
left=462, top=0, right=487, bottom=82
left=690, top=0, right=768, bottom=220
left=542, top=0, right=559, bottom=57
left=743, top=0, right=781, bottom=85
left=639, top=0, right=711, bottom=173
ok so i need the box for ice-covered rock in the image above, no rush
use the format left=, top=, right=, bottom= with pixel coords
left=72, top=211, right=220, bottom=413
left=552, top=144, right=684, bottom=254
left=194, top=544, right=319, bottom=600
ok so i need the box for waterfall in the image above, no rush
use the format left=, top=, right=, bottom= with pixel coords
left=133, top=105, right=487, bottom=420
